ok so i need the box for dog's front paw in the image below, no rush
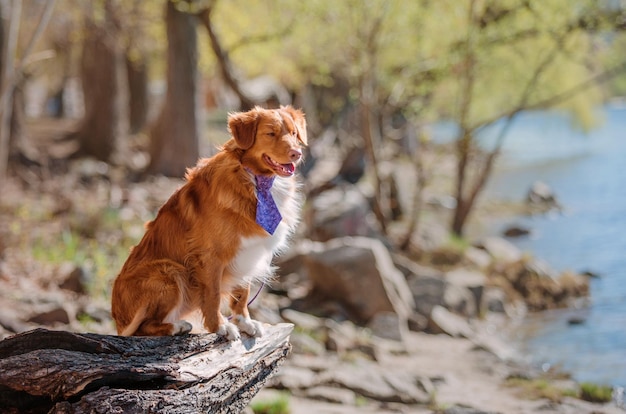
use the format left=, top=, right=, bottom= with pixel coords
left=172, top=320, right=193, bottom=335
left=233, top=315, right=264, bottom=337
left=217, top=321, right=241, bottom=341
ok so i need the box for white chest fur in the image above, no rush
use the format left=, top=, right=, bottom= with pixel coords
left=226, top=176, right=301, bottom=288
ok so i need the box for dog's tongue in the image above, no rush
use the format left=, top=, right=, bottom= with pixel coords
left=282, top=162, right=296, bottom=175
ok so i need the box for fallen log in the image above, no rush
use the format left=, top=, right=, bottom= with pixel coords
left=0, top=323, right=294, bottom=414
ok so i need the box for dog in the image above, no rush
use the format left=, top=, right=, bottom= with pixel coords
left=111, top=106, right=307, bottom=340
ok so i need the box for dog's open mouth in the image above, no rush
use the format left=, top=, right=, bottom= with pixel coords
left=263, top=154, right=296, bottom=177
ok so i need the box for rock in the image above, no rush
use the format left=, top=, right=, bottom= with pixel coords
left=0, top=312, right=29, bottom=334
left=407, top=273, right=446, bottom=318
left=288, top=354, right=338, bottom=373
left=336, top=146, right=366, bottom=185
left=392, top=253, right=443, bottom=279
left=251, top=304, right=283, bottom=326
left=443, top=406, right=500, bottom=414
left=567, top=316, right=586, bottom=325
left=427, top=306, right=473, bottom=338
left=367, top=311, right=404, bottom=341
left=471, top=330, right=517, bottom=361
left=443, top=284, right=477, bottom=317
left=463, top=247, right=492, bottom=269
left=526, top=180, right=559, bottom=208
left=290, top=331, right=327, bottom=356
left=274, top=365, right=320, bottom=389
left=304, top=237, right=414, bottom=340
left=324, top=319, right=371, bottom=355
left=305, top=386, right=356, bottom=405
left=483, top=287, right=508, bottom=313
left=27, top=306, right=70, bottom=326
left=319, top=361, right=393, bottom=401
left=319, top=359, right=429, bottom=404
left=558, top=271, right=590, bottom=299
left=281, top=309, right=324, bottom=331
left=478, top=237, right=523, bottom=264
left=580, top=269, right=601, bottom=278
left=59, top=265, right=88, bottom=294
left=491, top=258, right=589, bottom=311
left=502, top=225, right=531, bottom=238
left=445, top=269, right=487, bottom=317
left=76, top=302, right=112, bottom=324
left=309, top=188, right=377, bottom=242
left=407, top=313, right=428, bottom=332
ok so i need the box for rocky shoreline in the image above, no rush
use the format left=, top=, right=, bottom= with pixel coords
left=242, top=231, right=621, bottom=414
left=0, top=159, right=623, bottom=413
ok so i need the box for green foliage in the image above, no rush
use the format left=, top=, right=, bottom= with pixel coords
left=207, top=0, right=616, bottom=126
left=505, top=378, right=577, bottom=403
left=446, top=233, right=471, bottom=252
left=579, top=382, right=613, bottom=403
left=250, top=392, right=290, bottom=414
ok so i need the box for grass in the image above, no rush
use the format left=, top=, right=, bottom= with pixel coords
left=507, top=377, right=614, bottom=404
left=446, top=233, right=471, bottom=251
left=23, top=205, right=143, bottom=300
left=250, top=392, right=290, bottom=414
left=579, top=382, right=613, bottom=403
left=505, top=378, right=577, bottom=403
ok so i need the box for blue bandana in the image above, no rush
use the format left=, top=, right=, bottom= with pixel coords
left=251, top=173, right=282, bottom=235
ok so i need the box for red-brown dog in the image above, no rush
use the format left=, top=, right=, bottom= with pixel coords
left=111, top=106, right=306, bottom=339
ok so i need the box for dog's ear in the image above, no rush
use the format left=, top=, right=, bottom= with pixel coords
left=228, top=109, right=260, bottom=150
left=281, top=106, right=308, bottom=146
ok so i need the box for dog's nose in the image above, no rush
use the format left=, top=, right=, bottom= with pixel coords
left=288, top=149, right=302, bottom=162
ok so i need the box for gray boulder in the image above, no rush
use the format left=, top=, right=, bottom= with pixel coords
left=407, top=273, right=446, bottom=318
left=478, top=237, right=523, bottom=264
left=427, top=305, right=473, bottom=338
left=304, top=237, right=415, bottom=340
left=445, top=269, right=487, bottom=317
left=318, top=359, right=429, bottom=404
left=308, top=187, right=377, bottom=242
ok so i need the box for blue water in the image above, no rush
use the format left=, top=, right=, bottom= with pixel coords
left=481, top=104, right=626, bottom=388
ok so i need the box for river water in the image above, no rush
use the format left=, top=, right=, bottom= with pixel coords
left=479, top=103, right=626, bottom=388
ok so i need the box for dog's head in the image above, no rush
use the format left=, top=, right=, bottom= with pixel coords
left=228, top=106, right=307, bottom=177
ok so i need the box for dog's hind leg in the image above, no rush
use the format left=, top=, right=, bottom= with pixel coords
left=133, top=262, right=192, bottom=336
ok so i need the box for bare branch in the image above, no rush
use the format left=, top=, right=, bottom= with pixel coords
left=197, top=4, right=256, bottom=110
left=229, top=25, right=293, bottom=53
left=0, top=0, right=56, bottom=181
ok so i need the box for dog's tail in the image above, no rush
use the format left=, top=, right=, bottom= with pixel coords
left=119, top=306, right=147, bottom=336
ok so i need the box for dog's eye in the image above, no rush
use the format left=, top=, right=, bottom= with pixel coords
left=267, top=132, right=276, bottom=137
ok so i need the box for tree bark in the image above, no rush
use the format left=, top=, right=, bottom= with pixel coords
left=0, top=0, right=21, bottom=182
left=69, top=2, right=127, bottom=162
left=126, top=53, right=149, bottom=134
left=0, top=323, right=293, bottom=414
left=147, top=0, right=200, bottom=177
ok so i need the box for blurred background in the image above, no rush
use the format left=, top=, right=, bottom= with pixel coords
left=1, top=0, right=626, bottom=412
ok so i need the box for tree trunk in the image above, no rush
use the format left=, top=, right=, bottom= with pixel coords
left=70, top=2, right=127, bottom=162
left=0, top=324, right=293, bottom=414
left=451, top=130, right=472, bottom=237
left=147, top=0, right=199, bottom=177
left=0, top=0, right=20, bottom=182
left=126, top=53, right=148, bottom=134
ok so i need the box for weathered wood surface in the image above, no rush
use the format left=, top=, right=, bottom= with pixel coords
left=0, top=323, right=294, bottom=414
